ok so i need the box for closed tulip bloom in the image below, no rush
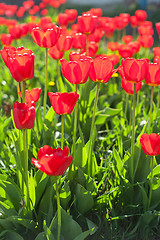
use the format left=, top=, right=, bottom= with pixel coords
left=31, top=25, right=61, bottom=48
left=89, top=56, right=115, bottom=83
left=19, top=88, right=41, bottom=103
left=60, top=57, right=92, bottom=84
left=13, top=101, right=36, bottom=129
left=118, top=44, right=133, bottom=58
left=81, top=41, right=99, bottom=57
left=128, top=41, right=141, bottom=54
left=122, top=58, right=149, bottom=83
left=31, top=146, right=73, bottom=176
left=69, top=51, right=86, bottom=61
left=140, top=133, right=160, bottom=156
left=156, top=22, right=160, bottom=36
left=78, top=13, right=97, bottom=35
left=138, top=35, right=154, bottom=48
left=145, top=63, right=160, bottom=86
left=56, top=34, right=73, bottom=52
left=48, top=45, right=64, bottom=60
left=122, top=35, right=133, bottom=44
left=107, top=42, right=119, bottom=52
left=153, top=47, right=160, bottom=57
left=138, top=25, right=153, bottom=35
left=57, top=13, right=69, bottom=27
left=130, top=16, right=139, bottom=28
left=135, top=10, right=147, bottom=23
left=9, top=25, right=22, bottom=39
left=107, top=54, right=119, bottom=66
left=48, top=92, right=79, bottom=115
left=7, top=46, right=34, bottom=82
left=72, top=33, right=86, bottom=49
left=1, top=33, right=13, bottom=45
left=64, top=9, right=77, bottom=23
left=119, top=65, right=142, bottom=94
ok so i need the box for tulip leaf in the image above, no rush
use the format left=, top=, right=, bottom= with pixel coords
left=34, top=232, right=47, bottom=240
left=0, top=117, right=11, bottom=142
left=73, top=228, right=95, bottom=240
left=5, top=231, right=24, bottom=240
left=29, top=170, right=36, bottom=209
left=59, top=181, right=71, bottom=210
left=75, top=184, right=94, bottom=214
left=0, top=180, right=21, bottom=212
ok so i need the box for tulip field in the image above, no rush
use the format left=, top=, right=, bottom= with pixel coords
left=2, top=0, right=160, bottom=239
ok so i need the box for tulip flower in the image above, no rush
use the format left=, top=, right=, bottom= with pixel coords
left=19, top=88, right=41, bottom=104
left=89, top=56, right=115, bottom=83
left=118, top=44, right=133, bottom=58
left=145, top=63, right=160, bottom=86
left=48, top=45, right=64, bottom=60
left=119, top=66, right=142, bottom=95
left=64, top=9, right=77, bottom=23
left=32, top=145, right=73, bottom=176
left=140, top=133, right=160, bottom=156
left=138, top=35, right=154, bottom=49
left=0, top=33, right=13, bottom=45
left=60, top=57, right=92, bottom=84
left=1, top=46, right=16, bottom=67
left=6, top=46, right=35, bottom=82
left=122, top=35, right=133, bottom=44
left=135, top=9, right=147, bottom=24
left=122, top=58, right=149, bottom=83
left=72, top=33, right=87, bottom=49
left=107, top=42, right=119, bottom=52
left=78, top=13, right=97, bottom=35
left=57, top=13, right=69, bottom=27
left=13, top=101, right=36, bottom=130
left=56, top=34, right=73, bottom=52
left=31, top=25, right=61, bottom=48
left=48, top=92, right=79, bottom=115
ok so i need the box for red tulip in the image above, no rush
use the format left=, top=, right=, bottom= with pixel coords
left=69, top=51, right=86, bottom=61
left=9, top=25, right=22, bottom=39
left=57, top=13, right=69, bottom=27
left=19, top=88, right=41, bottom=103
left=156, top=22, right=160, bottom=36
left=81, top=41, right=99, bottom=57
left=7, top=47, right=35, bottom=82
left=138, top=25, right=153, bottom=35
left=23, top=0, right=34, bottom=10
left=56, top=34, right=73, bottom=52
left=64, top=9, right=77, bottom=23
left=78, top=13, right=97, bottom=35
left=0, top=34, right=13, bottom=45
left=107, top=54, right=119, bottom=66
left=130, top=16, right=139, bottom=28
left=119, top=65, right=142, bottom=95
left=1, top=46, right=16, bottom=67
left=140, top=133, right=160, bottom=156
left=60, top=57, right=92, bottom=84
left=13, top=101, right=36, bottom=130
left=128, top=41, right=141, bottom=54
left=31, top=145, right=73, bottom=176
left=72, top=33, right=86, bottom=49
left=107, top=42, right=119, bottom=52
left=88, top=28, right=104, bottom=43
left=122, top=35, right=133, bottom=44
left=89, top=8, right=102, bottom=17
left=89, top=56, right=115, bottom=83
left=135, top=10, right=147, bottom=24
left=122, top=58, right=149, bottom=83
left=145, top=63, right=160, bottom=86
left=138, top=35, right=154, bottom=48
left=118, top=44, right=133, bottom=58
left=153, top=47, right=160, bottom=57
left=31, top=25, right=61, bottom=48
left=48, top=92, right=79, bottom=115
left=48, top=45, right=64, bottom=60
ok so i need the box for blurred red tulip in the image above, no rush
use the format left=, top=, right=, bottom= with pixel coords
left=135, top=10, right=147, bottom=23
left=57, top=13, right=69, bottom=27
left=130, top=16, right=139, bottom=28
left=118, top=44, right=133, bottom=58
left=78, top=13, right=98, bottom=35
left=107, top=42, right=119, bottom=51
left=72, top=33, right=86, bottom=49
left=64, top=9, right=77, bottom=23
left=19, top=88, right=41, bottom=104
left=122, top=35, right=133, bottom=44
left=1, top=34, right=13, bottom=45
left=138, top=35, right=154, bottom=48
left=56, top=34, right=73, bottom=52
left=145, top=63, right=160, bottom=86
left=48, top=45, right=64, bottom=59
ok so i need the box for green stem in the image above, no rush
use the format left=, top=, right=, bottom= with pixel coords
left=56, top=178, right=61, bottom=240
left=17, top=82, right=21, bottom=102
left=61, top=115, right=64, bottom=149
left=124, top=93, right=128, bottom=119
left=43, top=48, right=48, bottom=118
left=129, top=95, right=132, bottom=137
left=148, top=86, right=154, bottom=134
left=148, top=156, right=154, bottom=209
left=73, top=85, right=78, bottom=160
left=88, top=82, right=100, bottom=177
left=131, top=83, right=136, bottom=183
left=157, top=88, right=160, bottom=114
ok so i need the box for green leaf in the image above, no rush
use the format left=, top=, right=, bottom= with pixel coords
left=59, top=181, right=71, bottom=210
left=138, top=183, right=148, bottom=211
left=73, top=228, right=94, bottom=240
left=43, top=220, right=55, bottom=240
left=34, top=232, right=47, bottom=240
left=29, top=170, right=36, bottom=210
left=5, top=231, right=24, bottom=240
left=0, top=180, right=21, bottom=212
left=75, top=184, right=94, bottom=214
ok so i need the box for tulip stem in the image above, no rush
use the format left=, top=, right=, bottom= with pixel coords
left=43, top=48, right=48, bottom=118
left=148, top=155, right=154, bottom=209
left=73, top=85, right=78, bottom=161
left=131, top=83, right=136, bottom=183
left=157, top=88, right=160, bottom=114
left=61, top=115, right=64, bottom=149
left=124, top=93, right=128, bottom=119
left=88, top=82, right=100, bottom=177
left=56, top=177, right=61, bottom=240
left=148, top=86, right=154, bottom=134
left=17, top=82, right=21, bottom=102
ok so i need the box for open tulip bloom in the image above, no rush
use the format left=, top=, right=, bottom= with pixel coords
left=140, top=133, right=160, bottom=156
left=31, top=146, right=73, bottom=176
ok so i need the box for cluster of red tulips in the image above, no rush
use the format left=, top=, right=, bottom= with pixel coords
left=1, top=4, right=160, bottom=197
